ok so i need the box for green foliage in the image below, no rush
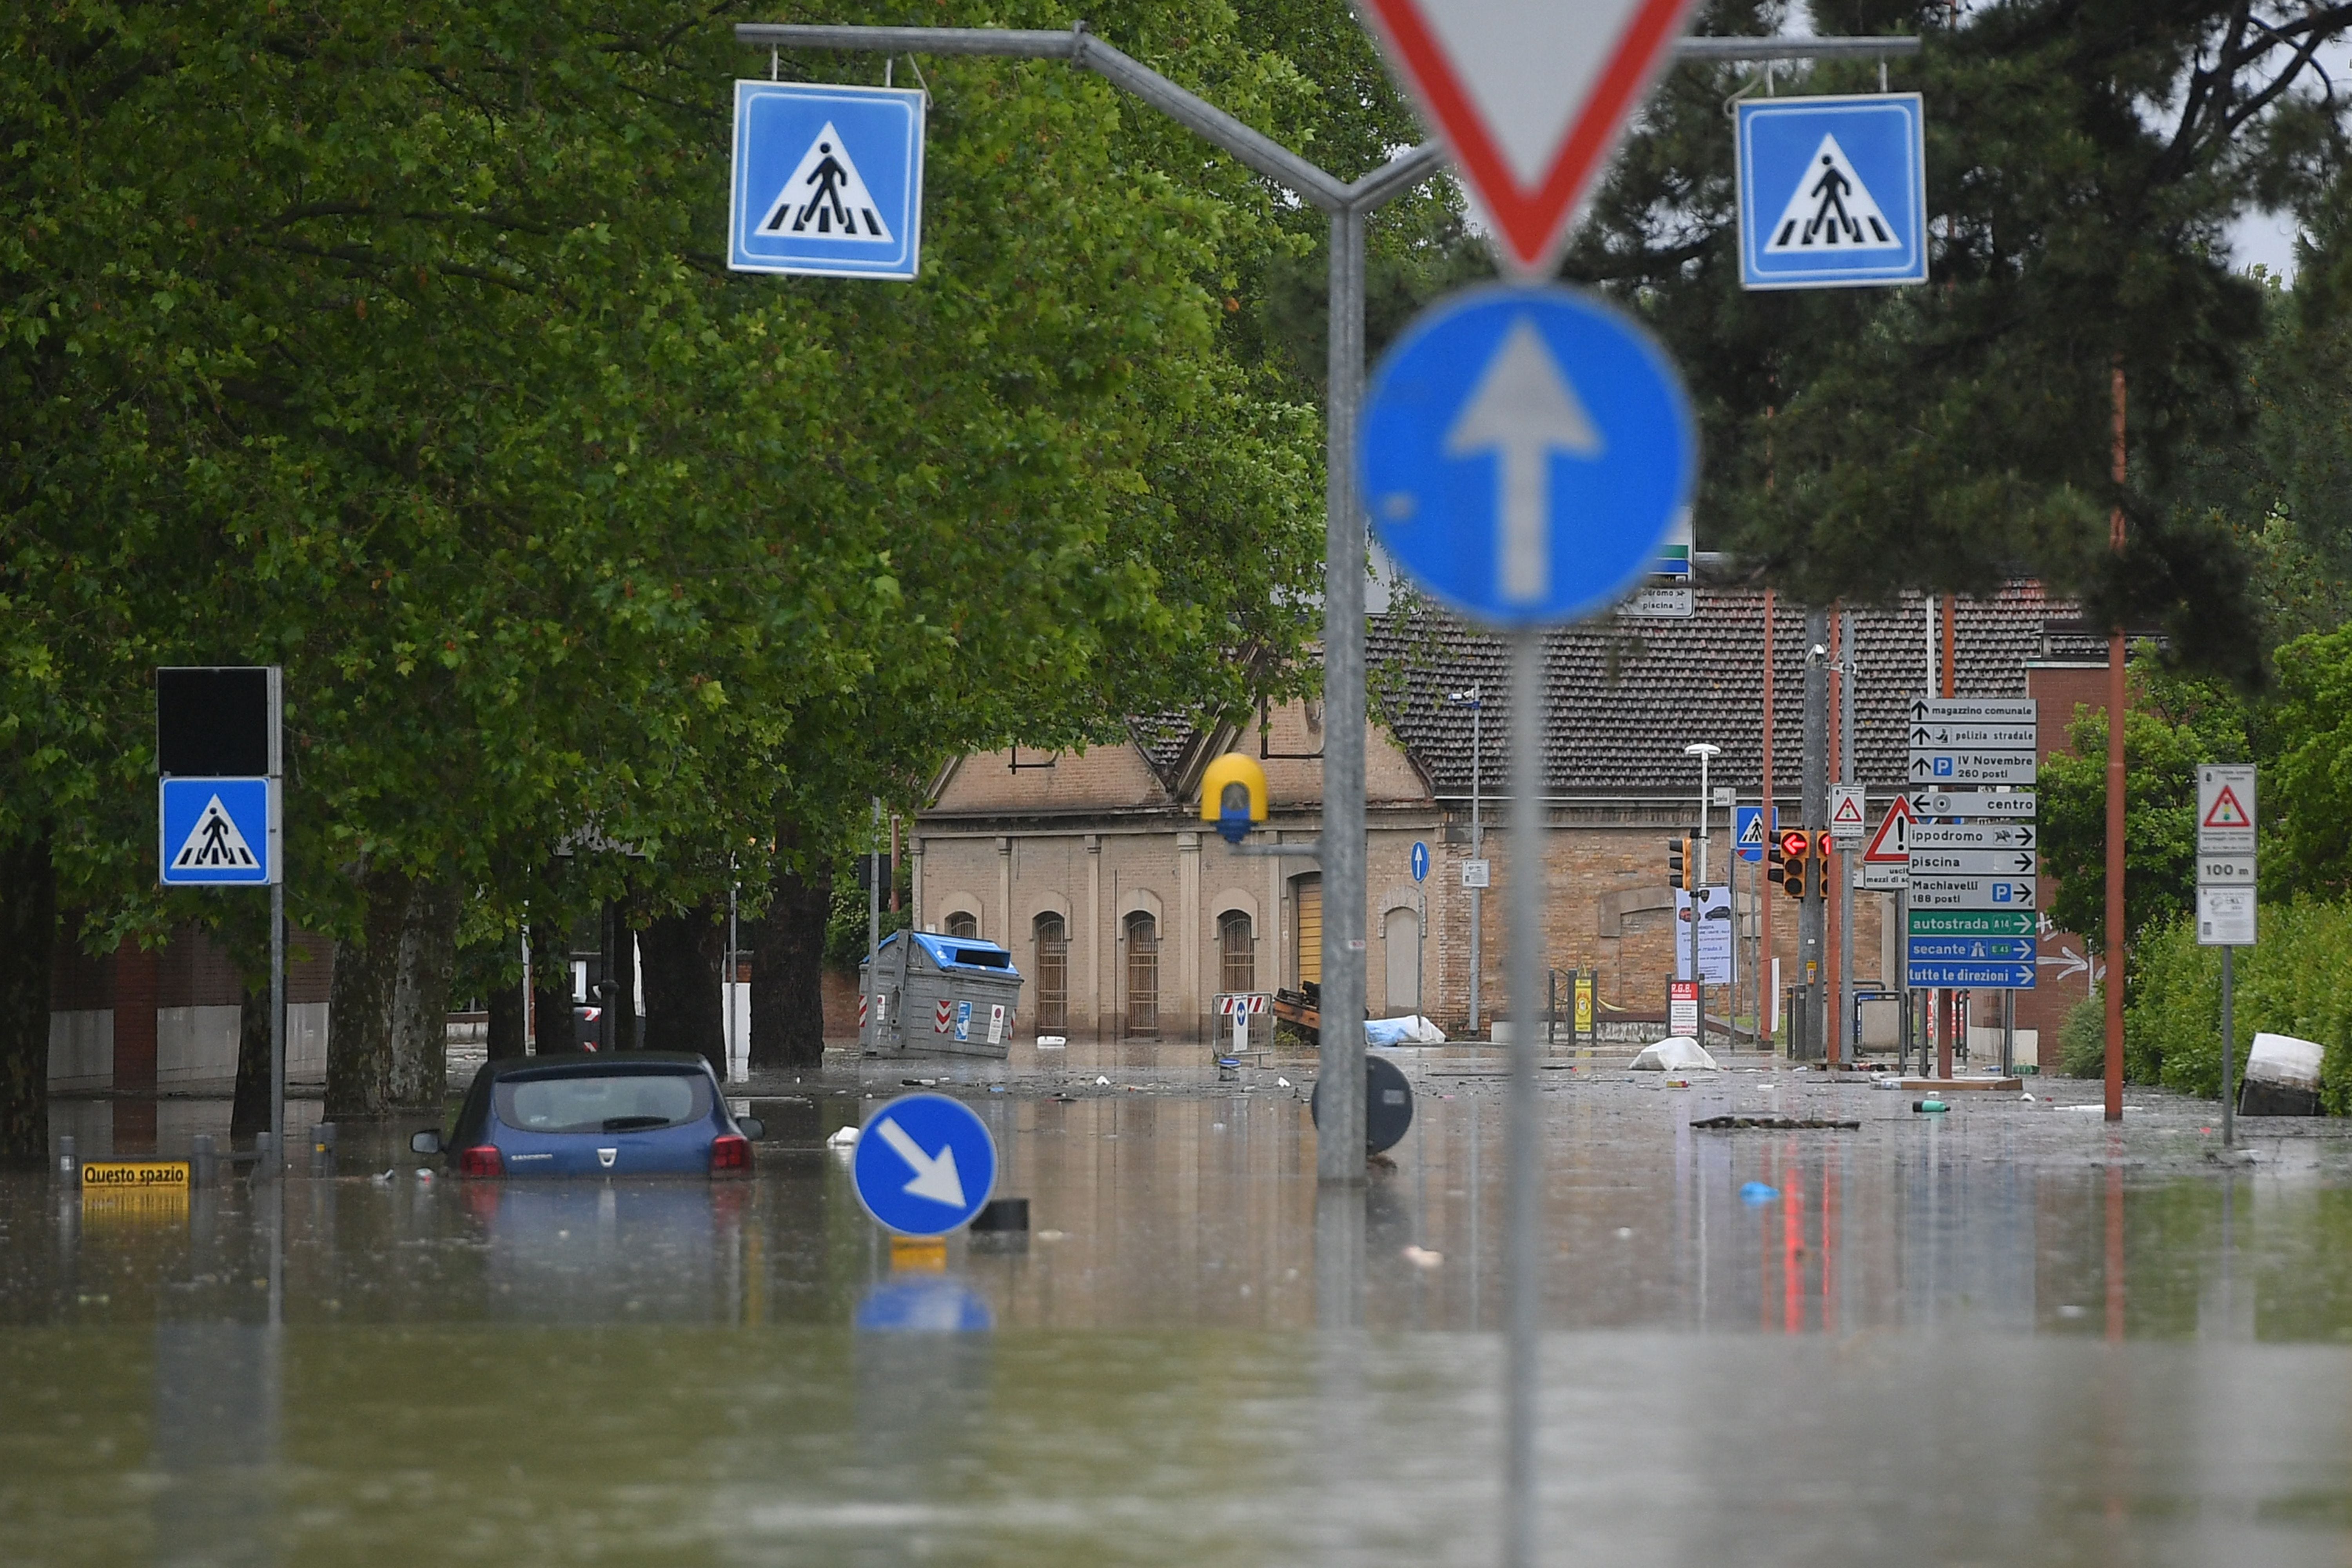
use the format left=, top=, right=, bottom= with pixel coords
left=2038, top=654, right=2254, bottom=949
left=2123, top=901, right=2352, bottom=1107
left=2264, top=622, right=2352, bottom=899
left=2058, top=993, right=2109, bottom=1080
left=824, top=857, right=912, bottom=971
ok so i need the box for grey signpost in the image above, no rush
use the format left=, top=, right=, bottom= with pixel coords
left=2197, top=764, right=2257, bottom=1146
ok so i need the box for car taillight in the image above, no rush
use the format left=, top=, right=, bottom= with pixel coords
left=458, top=1145, right=503, bottom=1178
left=710, top=1134, right=751, bottom=1174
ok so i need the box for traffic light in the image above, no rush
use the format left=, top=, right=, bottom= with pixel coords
left=1666, top=835, right=1691, bottom=891
left=1777, top=828, right=1813, bottom=901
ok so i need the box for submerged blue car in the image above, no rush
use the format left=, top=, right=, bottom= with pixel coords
left=412, top=1053, right=764, bottom=1178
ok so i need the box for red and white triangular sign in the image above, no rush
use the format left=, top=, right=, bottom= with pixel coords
left=1357, top=0, right=1703, bottom=276
left=2201, top=785, right=2251, bottom=829
left=1862, top=795, right=1914, bottom=865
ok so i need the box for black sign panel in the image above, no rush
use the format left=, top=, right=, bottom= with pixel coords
left=156, top=667, right=277, bottom=777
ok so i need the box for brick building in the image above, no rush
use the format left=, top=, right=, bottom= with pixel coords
left=913, top=581, right=2103, bottom=1048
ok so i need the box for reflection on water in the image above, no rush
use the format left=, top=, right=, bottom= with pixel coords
left=5, top=1077, right=2352, bottom=1562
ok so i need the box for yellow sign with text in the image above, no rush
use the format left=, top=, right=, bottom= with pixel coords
left=80, top=1160, right=191, bottom=1191
left=1573, top=973, right=1594, bottom=1037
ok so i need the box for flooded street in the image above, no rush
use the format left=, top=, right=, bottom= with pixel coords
left=10, top=1052, right=2352, bottom=1565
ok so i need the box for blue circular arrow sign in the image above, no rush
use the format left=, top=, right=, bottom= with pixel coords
left=1361, top=284, right=1696, bottom=628
left=851, top=1092, right=998, bottom=1237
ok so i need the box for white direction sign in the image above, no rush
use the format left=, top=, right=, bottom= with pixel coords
left=1910, top=875, right=2036, bottom=911
left=1906, top=724, right=2037, bottom=750
left=1614, top=583, right=1694, bottom=618
left=1829, top=784, right=1866, bottom=845
left=1908, top=789, right=2037, bottom=818
left=1908, top=750, right=2038, bottom=786
left=1907, top=697, right=2037, bottom=726
left=1357, top=0, right=1703, bottom=276
left=2196, top=765, right=2256, bottom=858
left=1910, top=823, right=2037, bottom=850
left=1907, top=848, right=2039, bottom=877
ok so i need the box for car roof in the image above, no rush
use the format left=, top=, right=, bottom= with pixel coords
left=483, top=1052, right=715, bottom=1083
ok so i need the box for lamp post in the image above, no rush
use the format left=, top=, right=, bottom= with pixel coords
left=1449, top=687, right=1484, bottom=1038
left=1684, top=742, right=1721, bottom=1052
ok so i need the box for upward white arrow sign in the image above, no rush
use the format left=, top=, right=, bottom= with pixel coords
left=1444, top=317, right=1603, bottom=604
left=874, top=1116, right=966, bottom=1207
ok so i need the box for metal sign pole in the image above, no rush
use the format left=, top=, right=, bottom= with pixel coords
left=1503, top=628, right=1545, bottom=1565
left=270, top=878, right=285, bottom=1176
left=2221, top=946, right=2235, bottom=1147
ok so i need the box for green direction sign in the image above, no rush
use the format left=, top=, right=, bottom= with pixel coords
left=1909, top=909, right=2036, bottom=937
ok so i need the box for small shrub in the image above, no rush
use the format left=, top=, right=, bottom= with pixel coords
left=2059, top=994, right=2107, bottom=1078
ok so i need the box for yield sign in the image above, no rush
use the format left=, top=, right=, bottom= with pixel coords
left=1358, top=0, right=1703, bottom=276
left=1862, top=794, right=1915, bottom=865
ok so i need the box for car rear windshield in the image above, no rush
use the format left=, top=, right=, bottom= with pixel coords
left=494, top=1072, right=711, bottom=1134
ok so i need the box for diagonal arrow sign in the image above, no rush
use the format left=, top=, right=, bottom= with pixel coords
left=873, top=1116, right=966, bottom=1207
left=1445, top=317, right=1603, bottom=603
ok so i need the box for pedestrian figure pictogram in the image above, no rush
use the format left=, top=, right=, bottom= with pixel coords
left=1763, top=134, right=1900, bottom=253
left=172, top=795, right=258, bottom=871
left=757, top=121, right=893, bottom=243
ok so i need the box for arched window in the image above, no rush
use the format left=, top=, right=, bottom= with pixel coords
left=1123, top=911, right=1159, bottom=1036
left=944, top=910, right=979, bottom=939
left=1033, top=912, right=1068, bottom=1030
left=1218, top=911, right=1256, bottom=996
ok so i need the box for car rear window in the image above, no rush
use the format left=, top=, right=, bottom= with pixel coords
left=494, top=1072, right=710, bottom=1134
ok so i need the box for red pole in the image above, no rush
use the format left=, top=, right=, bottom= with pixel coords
left=1825, top=610, right=1841, bottom=1069
left=1760, top=589, right=1775, bottom=1049
left=2105, top=361, right=2128, bottom=1122
left=1938, top=595, right=1957, bottom=1079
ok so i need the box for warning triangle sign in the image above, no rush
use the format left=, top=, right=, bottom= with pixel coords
left=1764, top=134, right=1901, bottom=252
left=1862, top=795, right=1914, bottom=865
left=1832, top=792, right=1866, bottom=828
left=756, top=122, right=893, bottom=243
left=2201, top=785, right=2252, bottom=829
left=1358, top=0, right=1702, bottom=276
left=171, top=794, right=259, bottom=871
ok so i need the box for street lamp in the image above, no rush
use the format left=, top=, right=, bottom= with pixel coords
left=1448, top=687, right=1484, bottom=1036
left=1684, top=742, right=1722, bottom=1051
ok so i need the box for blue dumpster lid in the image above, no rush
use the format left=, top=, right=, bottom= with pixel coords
left=876, top=930, right=1022, bottom=978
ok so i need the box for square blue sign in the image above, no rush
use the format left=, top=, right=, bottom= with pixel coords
left=730, top=81, right=925, bottom=281
left=159, top=777, right=276, bottom=885
left=1736, top=94, right=1926, bottom=290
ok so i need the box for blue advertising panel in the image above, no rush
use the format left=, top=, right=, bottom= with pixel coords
left=731, top=82, right=925, bottom=280
left=1737, top=94, right=1926, bottom=290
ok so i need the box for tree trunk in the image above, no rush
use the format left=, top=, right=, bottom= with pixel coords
left=601, top=898, right=639, bottom=1052
left=640, top=900, right=726, bottom=1078
left=231, top=975, right=270, bottom=1142
left=327, top=869, right=460, bottom=1116
left=532, top=973, right=577, bottom=1054
left=0, top=835, right=54, bottom=1166
left=752, top=857, right=831, bottom=1071
left=486, top=980, right=526, bottom=1060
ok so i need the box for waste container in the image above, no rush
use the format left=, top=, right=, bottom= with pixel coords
left=858, top=931, right=1024, bottom=1060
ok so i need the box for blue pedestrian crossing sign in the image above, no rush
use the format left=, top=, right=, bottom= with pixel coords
left=851, top=1093, right=998, bottom=1237
left=730, top=82, right=925, bottom=281
left=1736, top=94, right=1926, bottom=290
left=1735, top=805, right=1777, bottom=863
left=1411, top=841, right=1430, bottom=882
left=1361, top=285, right=1696, bottom=628
left=158, top=777, right=277, bottom=886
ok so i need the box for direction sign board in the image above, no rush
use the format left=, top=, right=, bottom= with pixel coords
left=1909, top=909, right=2036, bottom=938
left=1908, top=789, right=2036, bottom=818
left=1362, top=285, right=1695, bottom=628
left=2196, top=765, right=2256, bottom=858
left=1357, top=0, right=1703, bottom=276
left=1907, top=697, right=2038, bottom=726
left=1411, top=841, right=1431, bottom=882
left=851, top=1093, right=997, bottom=1237
left=1613, top=583, right=1695, bottom=618
left=1736, top=94, right=1927, bottom=290
left=158, top=778, right=277, bottom=886
left=1908, top=751, right=2039, bottom=786
left=730, top=82, right=926, bottom=281
left=1910, top=823, right=2036, bottom=849
left=1907, top=959, right=2034, bottom=990
left=1907, top=848, right=2039, bottom=877
left=1829, top=784, right=1866, bottom=845
left=1908, top=875, right=2035, bottom=910
left=1908, top=935, right=2037, bottom=964
left=1907, top=724, right=2037, bottom=750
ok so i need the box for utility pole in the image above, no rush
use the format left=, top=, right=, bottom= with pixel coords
left=1450, top=686, right=1485, bottom=1037
left=1837, top=608, right=1857, bottom=1064
left=1800, top=611, right=1831, bottom=1059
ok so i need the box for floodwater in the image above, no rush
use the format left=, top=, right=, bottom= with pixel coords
left=10, top=1051, right=2352, bottom=1566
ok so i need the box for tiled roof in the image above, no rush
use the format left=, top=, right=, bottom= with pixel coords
left=1369, top=581, right=2073, bottom=798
